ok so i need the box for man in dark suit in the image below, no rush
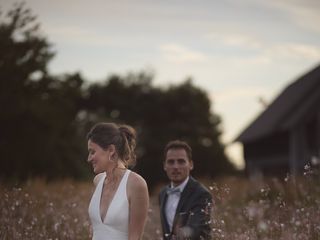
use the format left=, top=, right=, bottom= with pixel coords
left=159, top=140, right=212, bottom=240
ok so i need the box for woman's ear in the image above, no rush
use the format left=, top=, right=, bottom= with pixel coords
left=108, top=144, right=116, bottom=153
left=108, top=144, right=117, bottom=160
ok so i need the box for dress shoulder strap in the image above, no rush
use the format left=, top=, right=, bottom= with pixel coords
left=123, top=169, right=130, bottom=184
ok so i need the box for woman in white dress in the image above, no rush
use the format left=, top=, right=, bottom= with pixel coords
left=87, top=122, right=149, bottom=240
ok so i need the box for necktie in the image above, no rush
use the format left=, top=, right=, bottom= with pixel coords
left=166, top=187, right=181, bottom=195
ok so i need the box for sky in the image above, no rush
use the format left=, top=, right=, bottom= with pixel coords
left=2, top=0, right=320, bottom=169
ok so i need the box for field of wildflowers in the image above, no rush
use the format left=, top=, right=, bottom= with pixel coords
left=1, top=166, right=319, bottom=239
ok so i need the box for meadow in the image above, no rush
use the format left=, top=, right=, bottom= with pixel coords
left=1, top=166, right=319, bottom=240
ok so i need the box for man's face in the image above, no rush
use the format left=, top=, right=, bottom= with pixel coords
left=164, top=148, right=193, bottom=187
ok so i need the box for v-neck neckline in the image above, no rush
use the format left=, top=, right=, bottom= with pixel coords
left=99, top=170, right=127, bottom=223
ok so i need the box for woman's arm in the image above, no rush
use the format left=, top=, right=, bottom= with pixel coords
left=127, top=172, right=149, bottom=240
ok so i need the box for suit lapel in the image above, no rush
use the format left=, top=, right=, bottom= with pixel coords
left=160, top=187, right=170, bottom=235
left=172, top=177, right=197, bottom=231
left=176, top=177, right=196, bottom=213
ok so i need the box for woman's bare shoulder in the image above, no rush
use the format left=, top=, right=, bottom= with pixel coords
left=93, top=172, right=105, bottom=186
left=128, top=171, right=148, bottom=191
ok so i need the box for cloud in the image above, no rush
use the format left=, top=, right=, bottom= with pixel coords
left=206, top=32, right=263, bottom=49
left=46, top=25, right=115, bottom=47
left=260, top=0, right=320, bottom=33
left=212, top=87, right=272, bottom=104
left=159, top=44, right=208, bottom=64
left=204, top=31, right=320, bottom=68
left=266, top=43, right=320, bottom=60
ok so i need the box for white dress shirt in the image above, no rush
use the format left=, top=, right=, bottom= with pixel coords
left=165, top=177, right=189, bottom=231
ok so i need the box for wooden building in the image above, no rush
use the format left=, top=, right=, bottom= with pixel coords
left=235, top=64, right=320, bottom=177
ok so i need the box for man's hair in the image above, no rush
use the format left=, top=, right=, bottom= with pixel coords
left=164, top=140, right=192, bottom=161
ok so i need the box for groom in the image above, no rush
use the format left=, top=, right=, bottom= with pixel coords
left=159, top=140, right=212, bottom=240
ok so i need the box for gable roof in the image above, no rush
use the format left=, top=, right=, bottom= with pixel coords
left=235, top=64, right=320, bottom=143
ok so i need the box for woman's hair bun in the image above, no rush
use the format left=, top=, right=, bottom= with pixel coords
left=119, top=125, right=136, bottom=148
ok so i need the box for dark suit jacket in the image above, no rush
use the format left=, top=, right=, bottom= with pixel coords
left=159, top=177, right=212, bottom=240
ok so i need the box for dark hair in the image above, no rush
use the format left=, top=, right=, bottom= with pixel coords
left=87, top=122, right=136, bottom=167
left=164, top=140, right=192, bottom=161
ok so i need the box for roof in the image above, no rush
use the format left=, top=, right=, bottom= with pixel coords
left=235, top=63, right=320, bottom=143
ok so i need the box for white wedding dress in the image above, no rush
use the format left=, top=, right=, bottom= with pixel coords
left=88, top=170, right=130, bottom=240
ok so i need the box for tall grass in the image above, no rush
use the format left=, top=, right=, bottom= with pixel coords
left=1, top=165, right=319, bottom=239
left=0, top=179, right=92, bottom=239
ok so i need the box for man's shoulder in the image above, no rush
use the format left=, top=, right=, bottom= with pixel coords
left=188, top=177, right=211, bottom=195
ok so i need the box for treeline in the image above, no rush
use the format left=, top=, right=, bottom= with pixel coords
left=0, top=3, right=235, bottom=190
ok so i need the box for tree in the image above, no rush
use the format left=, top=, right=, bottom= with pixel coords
left=0, top=3, right=88, bottom=181
left=81, top=73, right=235, bottom=191
left=0, top=2, right=235, bottom=187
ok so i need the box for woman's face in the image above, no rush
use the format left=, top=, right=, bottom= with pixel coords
left=87, top=139, right=114, bottom=174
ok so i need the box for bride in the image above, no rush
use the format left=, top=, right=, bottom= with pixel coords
left=87, top=122, right=149, bottom=240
